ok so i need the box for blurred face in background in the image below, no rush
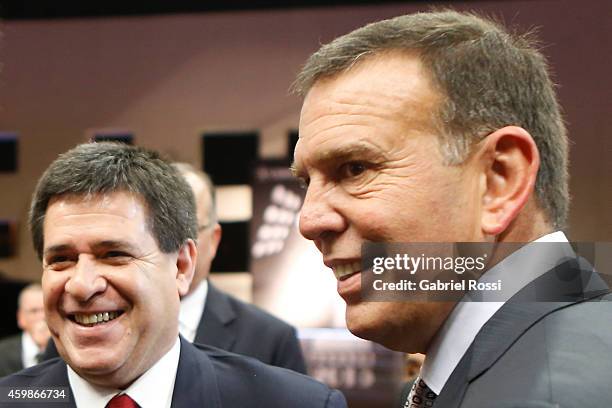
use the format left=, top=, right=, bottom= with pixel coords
left=17, top=287, right=50, bottom=350
left=182, top=172, right=221, bottom=293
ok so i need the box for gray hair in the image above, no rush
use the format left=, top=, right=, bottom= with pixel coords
left=29, top=142, right=198, bottom=259
left=172, top=162, right=218, bottom=227
left=293, top=10, right=568, bottom=229
left=18, top=283, right=42, bottom=309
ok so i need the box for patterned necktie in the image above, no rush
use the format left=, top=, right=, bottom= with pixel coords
left=106, top=394, right=139, bottom=408
left=405, top=377, right=437, bottom=408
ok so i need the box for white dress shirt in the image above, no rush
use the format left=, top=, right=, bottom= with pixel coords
left=67, top=337, right=181, bottom=408
left=178, top=279, right=208, bottom=342
left=420, top=231, right=571, bottom=394
left=21, top=332, right=41, bottom=368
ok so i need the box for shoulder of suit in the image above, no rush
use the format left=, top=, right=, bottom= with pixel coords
left=0, top=334, right=21, bottom=348
left=222, top=291, right=297, bottom=333
left=193, top=342, right=322, bottom=389
left=510, top=296, right=612, bottom=374
left=196, top=343, right=343, bottom=407
left=0, top=358, right=63, bottom=385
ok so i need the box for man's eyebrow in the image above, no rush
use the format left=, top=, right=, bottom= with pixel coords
left=291, top=143, right=385, bottom=178
left=91, top=240, right=139, bottom=253
left=43, top=244, right=74, bottom=257
left=43, top=240, right=139, bottom=257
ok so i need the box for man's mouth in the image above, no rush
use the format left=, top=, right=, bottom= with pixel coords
left=333, top=261, right=361, bottom=281
left=69, top=311, right=123, bottom=327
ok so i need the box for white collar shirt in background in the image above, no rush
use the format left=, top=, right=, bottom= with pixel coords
left=178, top=279, right=208, bottom=342
left=21, top=331, right=41, bottom=368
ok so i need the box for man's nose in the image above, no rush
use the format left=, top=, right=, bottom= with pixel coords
left=64, top=255, right=107, bottom=302
left=299, top=181, right=346, bottom=242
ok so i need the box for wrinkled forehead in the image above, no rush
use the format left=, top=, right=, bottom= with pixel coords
left=294, top=53, right=442, bottom=172
left=299, top=51, right=442, bottom=138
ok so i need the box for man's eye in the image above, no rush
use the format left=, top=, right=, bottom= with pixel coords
left=45, top=256, right=73, bottom=269
left=49, top=256, right=69, bottom=264
left=339, top=162, right=367, bottom=178
left=105, top=251, right=129, bottom=258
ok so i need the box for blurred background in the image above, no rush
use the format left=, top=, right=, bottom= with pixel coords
left=0, top=1, right=610, bottom=406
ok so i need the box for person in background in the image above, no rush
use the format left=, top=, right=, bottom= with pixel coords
left=0, top=142, right=346, bottom=408
left=0, top=283, right=50, bottom=377
left=292, top=9, right=612, bottom=407
left=172, top=163, right=307, bottom=373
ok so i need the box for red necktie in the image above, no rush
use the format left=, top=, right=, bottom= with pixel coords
left=106, top=394, right=139, bottom=408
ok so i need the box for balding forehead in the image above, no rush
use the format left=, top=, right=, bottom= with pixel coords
left=301, top=51, right=443, bottom=137
left=182, top=172, right=213, bottom=223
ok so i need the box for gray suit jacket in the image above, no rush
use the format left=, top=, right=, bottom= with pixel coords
left=0, top=334, right=23, bottom=377
left=436, top=257, right=612, bottom=408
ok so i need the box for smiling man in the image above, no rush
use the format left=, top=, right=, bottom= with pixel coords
left=292, top=10, right=612, bottom=408
left=0, top=143, right=346, bottom=408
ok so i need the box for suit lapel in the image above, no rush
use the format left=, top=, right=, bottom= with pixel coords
left=24, top=359, right=77, bottom=408
left=436, top=257, right=611, bottom=407
left=432, top=346, right=473, bottom=408
left=51, top=361, right=77, bottom=408
left=171, top=337, right=221, bottom=408
left=194, top=283, right=237, bottom=351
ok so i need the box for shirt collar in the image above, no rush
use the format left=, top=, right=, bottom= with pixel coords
left=67, top=336, right=181, bottom=408
left=179, top=279, right=208, bottom=342
left=21, top=331, right=40, bottom=368
left=420, top=231, right=570, bottom=394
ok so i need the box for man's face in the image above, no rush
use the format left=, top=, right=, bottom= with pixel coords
left=183, top=173, right=221, bottom=291
left=293, top=53, right=484, bottom=352
left=42, top=191, right=191, bottom=387
left=17, top=289, right=49, bottom=348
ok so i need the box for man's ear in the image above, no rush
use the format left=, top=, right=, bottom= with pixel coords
left=16, top=310, right=25, bottom=331
left=210, top=223, right=222, bottom=259
left=478, top=126, right=540, bottom=236
left=176, top=239, right=197, bottom=296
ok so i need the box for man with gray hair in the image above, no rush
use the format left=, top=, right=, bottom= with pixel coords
left=0, top=284, right=50, bottom=377
left=172, top=162, right=306, bottom=373
left=292, top=10, right=612, bottom=407
left=0, top=142, right=346, bottom=407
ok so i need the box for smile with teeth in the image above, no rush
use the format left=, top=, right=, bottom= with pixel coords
left=72, top=311, right=122, bottom=327
left=333, top=261, right=361, bottom=280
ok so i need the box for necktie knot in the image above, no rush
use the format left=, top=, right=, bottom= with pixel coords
left=106, top=394, right=139, bottom=408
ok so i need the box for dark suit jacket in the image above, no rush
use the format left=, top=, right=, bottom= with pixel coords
left=197, top=283, right=306, bottom=373
left=435, top=256, right=612, bottom=408
left=42, top=283, right=307, bottom=374
left=0, top=334, right=23, bottom=377
left=0, top=337, right=346, bottom=408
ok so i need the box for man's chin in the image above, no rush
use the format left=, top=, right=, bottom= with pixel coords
left=61, top=345, right=125, bottom=377
left=345, top=302, right=428, bottom=353
left=346, top=303, right=397, bottom=348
